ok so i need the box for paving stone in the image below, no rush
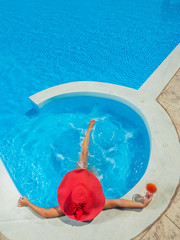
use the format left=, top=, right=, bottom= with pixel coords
left=148, top=66, right=180, bottom=240
left=165, top=187, right=180, bottom=229
left=140, top=215, right=180, bottom=240
left=157, top=98, right=171, bottom=110
left=171, top=75, right=180, bottom=88
left=165, top=204, right=180, bottom=229
left=172, top=183, right=180, bottom=208
left=160, top=71, right=180, bottom=95
left=165, top=106, right=180, bottom=136
left=0, top=232, right=9, bottom=240
left=157, top=68, right=180, bottom=140
left=131, top=229, right=149, bottom=240
left=176, top=126, right=180, bottom=139
left=165, top=105, right=180, bottom=118
left=159, top=90, right=180, bottom=108
left=175, top=72, right=180, bottom=79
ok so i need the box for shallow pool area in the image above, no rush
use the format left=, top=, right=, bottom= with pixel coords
left=1, top=96, right=150, bottom=208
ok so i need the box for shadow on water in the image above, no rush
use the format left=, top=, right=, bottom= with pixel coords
left=25, top=108, right=39, bottom=118
left=161, top=0, right=180, bottom=22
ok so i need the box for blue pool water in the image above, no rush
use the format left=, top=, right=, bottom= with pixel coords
left=0, top=0, right=179, bottom=90
left=1, top=96, right=150, bottom=208
left=0, top=0, right=179, bottom=207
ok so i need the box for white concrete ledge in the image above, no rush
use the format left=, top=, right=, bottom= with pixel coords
left=139, top=43, right=180, bottom=100
left=29, top=82, right=138, bottom=109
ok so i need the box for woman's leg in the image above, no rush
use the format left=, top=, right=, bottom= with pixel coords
left=76, top=120, right=95, bottom=169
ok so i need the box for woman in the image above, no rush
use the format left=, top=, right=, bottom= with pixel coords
left=18, top=120, right=152, bottom=221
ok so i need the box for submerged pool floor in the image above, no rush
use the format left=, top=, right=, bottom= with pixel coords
left=1, top=96, right=150, bottom=208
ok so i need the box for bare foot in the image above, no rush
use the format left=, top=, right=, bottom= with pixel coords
left=18, top=196, right=30, bottom=207
left=88, top=120, right=95, bottom=130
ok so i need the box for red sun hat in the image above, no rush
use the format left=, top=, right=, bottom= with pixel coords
left=57, top=169, right=105, bottom=221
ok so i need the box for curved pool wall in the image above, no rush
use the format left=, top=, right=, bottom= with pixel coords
left=0, top=92, right=151, bottom=208
left=29, top=82, right=152, bottom=152
left=30, top=94, right=151, bottom=204
left=29, top=82, right=152, bottom=141
left=0, top=45, right=180, bottom=240
left=28, top=81, right=155, bottom=192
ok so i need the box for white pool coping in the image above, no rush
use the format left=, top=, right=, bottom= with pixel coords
left=0, top=44, right=180, bottom=240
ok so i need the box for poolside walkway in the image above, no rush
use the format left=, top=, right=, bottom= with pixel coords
left=133, top=68, right=180, bottom=240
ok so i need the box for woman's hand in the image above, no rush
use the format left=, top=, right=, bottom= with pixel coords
left=17, top=196, right=64, bottom=218
left=18, top=196, right=30, bottom=207
left=143, top=192, right=153, bottom=208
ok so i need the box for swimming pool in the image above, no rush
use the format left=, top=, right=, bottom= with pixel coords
left=0, top=0, right=179, bottom=91
left=0, top=0, right=179, bottom=207
left=1, top=96, right=150, bottom=208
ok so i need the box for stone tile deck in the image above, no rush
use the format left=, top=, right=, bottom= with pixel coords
left=133, top=68, right=180, bottom=240
left=157, top=68, right=180, bottom=140
left=0, top=232, right=9, bottom=240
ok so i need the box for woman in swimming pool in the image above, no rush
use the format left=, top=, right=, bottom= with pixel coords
left=18, top=120, right=153, bottom=221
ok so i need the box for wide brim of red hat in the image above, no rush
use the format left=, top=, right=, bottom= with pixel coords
left=57, top=169, right=105, bottom=221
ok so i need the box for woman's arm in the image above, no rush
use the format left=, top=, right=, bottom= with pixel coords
left=104, top=195, right=153, bottom=210
left=18, top=196, right=64, bottom=218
